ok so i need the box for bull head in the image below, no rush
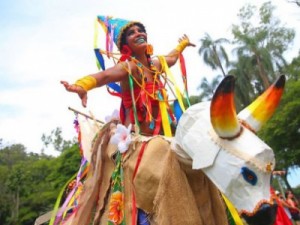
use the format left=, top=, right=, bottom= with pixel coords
left=175, top=75, right=285, bottom=225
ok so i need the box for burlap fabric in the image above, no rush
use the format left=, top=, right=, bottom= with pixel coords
left=64, top=123, right=229, bottom=225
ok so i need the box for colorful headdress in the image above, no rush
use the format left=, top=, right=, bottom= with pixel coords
left=97, top=15, right=146, bottom=51
left=94, top=16, right=145, bottom=95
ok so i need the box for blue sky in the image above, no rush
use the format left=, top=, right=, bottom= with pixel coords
left=0, top=0, right=299, bottom=187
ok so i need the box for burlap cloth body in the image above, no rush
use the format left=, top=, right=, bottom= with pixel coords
left=64, top=125, right=228, bottom=225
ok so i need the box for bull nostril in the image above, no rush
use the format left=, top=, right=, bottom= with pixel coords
left=242, top=204, right=277, bottom=225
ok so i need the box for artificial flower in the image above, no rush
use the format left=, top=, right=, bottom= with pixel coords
left=119, top=45, right=132, bottom=62
left=146, top=44, right=153, bottom=55
left=110, top=124, right=132, bottom=153
left=105, top=109, right=120, bottom=123
left=108, top=191, right=124, bottom=224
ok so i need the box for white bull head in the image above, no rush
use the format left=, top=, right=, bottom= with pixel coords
left=175, top=75, right=285, bottom=221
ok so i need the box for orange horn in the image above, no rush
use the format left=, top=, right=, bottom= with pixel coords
left=238, top=75, right=286, bottom=132
left=210, top=75, right=241, bottom=139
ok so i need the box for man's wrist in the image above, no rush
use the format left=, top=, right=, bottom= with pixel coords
left=75, top=75, right=97, bottom=91
left=175, top=39, right=189, bottom=53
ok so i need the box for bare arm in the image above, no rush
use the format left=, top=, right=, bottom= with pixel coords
left=92, top=62, right=129, bottom=86
left=164, top=34, right=196, bottom=67
left=280, top=199, right=293, bottom=208
left=286, top=199, right=300, bottom=211
left=61, top=62, right=129, bottom=107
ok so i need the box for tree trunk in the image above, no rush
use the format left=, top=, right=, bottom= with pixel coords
left=254, top=50, right=270, bottom=89
left=213, top=46, right=226, bottom=77
left=16, top=186, right=19, bottom=220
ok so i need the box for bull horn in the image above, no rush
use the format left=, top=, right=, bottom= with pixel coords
left=210, top=75, right=241, bottom=139
left=238, top=75, right=286, bottom=132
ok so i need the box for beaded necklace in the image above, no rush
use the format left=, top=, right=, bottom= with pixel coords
left=130, top=56, right=164, bottom=100
left=127, top=56, right=179, bottom=136
left=94, top=49, right=186, bottom=136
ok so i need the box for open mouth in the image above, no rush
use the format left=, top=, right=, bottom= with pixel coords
left=136, top=37, right=146, bottom=44
left=240, top=200, right=277, bottom=225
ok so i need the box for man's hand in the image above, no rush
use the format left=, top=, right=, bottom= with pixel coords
left=178, top=34, right=196, bottom=47
left=60, top=81, right=88, bottom=107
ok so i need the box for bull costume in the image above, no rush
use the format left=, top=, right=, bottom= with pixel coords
left=49, top=16, right=286, bottom=225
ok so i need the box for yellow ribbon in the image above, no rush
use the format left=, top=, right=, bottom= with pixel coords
left=158, top=89, right=172, bottom=137
left=94, top=18, right=99, bottom=49
left=157, top=56, right=186, bottom=113
left=49, top=173, right=77, bottom=225
left=222, top=193, right=244, bottom=225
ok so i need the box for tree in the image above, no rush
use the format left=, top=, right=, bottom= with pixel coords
left=197, top=2, right=295, bottom=109
left=47, top=144, right=81, bottom=188
left=6, top=164, right=27, bottom=223
left=231, top=2, right=295, bottom=91
left=0, top=165, right=10, bottom=224
left=198, top=33, right=230, bottom=77
left=259, top=78, right=300, bottom=189
left=0, top=144, right=27, bottom=168
left=0, top=138, right=81, bottom=225
left=259, top=51, right=300, bottom=170
left=41, top=127, right=76, bottom=152
left=187, top=95, right=202, bottom=106
left=228, top=56, right=256, bottom=110
left=17, top=158, right=58, bottom=225
left=197, top=75, right=222, bottom=101
left=0, top=142, right=28, bottom=224
left=288, top=0, right=300, bottom=7
left=284, top=51, right=300, bottom=81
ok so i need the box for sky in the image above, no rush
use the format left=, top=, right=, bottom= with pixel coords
left=0, top=0, right=299, bottom=186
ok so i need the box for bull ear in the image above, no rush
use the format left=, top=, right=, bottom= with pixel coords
left=210, top=75, right=241, bottom=139
left=238, top=75, right=286, bottom=132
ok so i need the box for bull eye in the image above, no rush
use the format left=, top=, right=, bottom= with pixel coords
left=241, top=167, right=257, bottom=185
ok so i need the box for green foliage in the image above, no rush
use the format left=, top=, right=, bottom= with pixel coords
left=188, top=95, right=203, bottom=106
left=47, top=144, right=81, bottom=189
left=197, top=75, right=222, bottom=101
left=0, top=144, right=27, bottom=168
left=198, top=33, right=230, bottom=77
left=198, top=1, right=295, bottom=110
left=294, top=186, right=300, bottom=197
left=0, top=139, right=81, bottom=225
left=41, top=127, right=76, bottom=152
left=230, top=1, right=295, bottom=108
left=284, top=52, right=300, bottom=81
left=0, top=165, right=10, bottom=224
left=232, top=1, right=294, bottom=72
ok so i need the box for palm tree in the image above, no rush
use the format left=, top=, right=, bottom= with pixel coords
left=197, top=75, right=222, bottom=101
left=198, top=33, right=230, bottom=77
left=228, top=57, right=256, bottom=110
left=232, top=28, right=272, bottom=89
left=288, top=0, right=300, bottom=7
